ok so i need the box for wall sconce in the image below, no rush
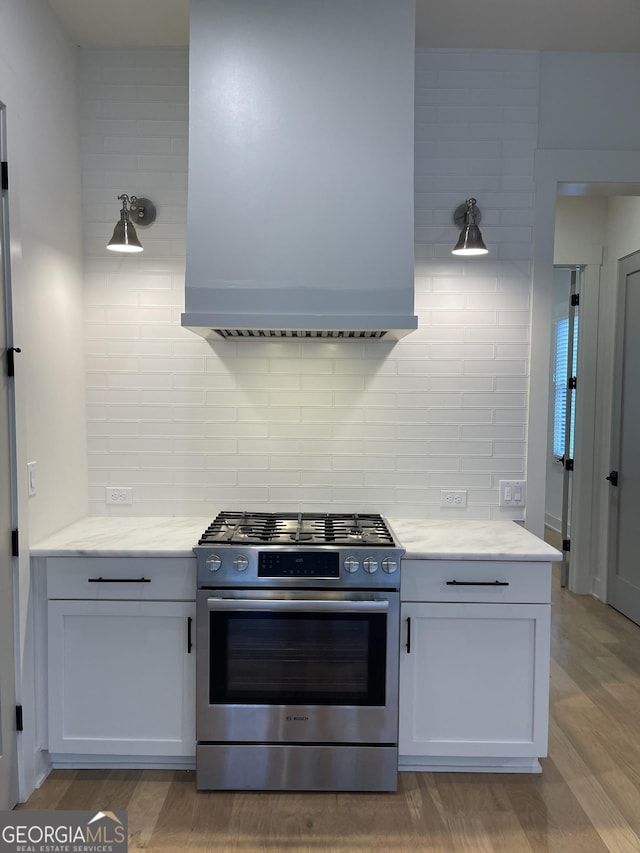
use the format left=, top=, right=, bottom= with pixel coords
left=106, top=194, right=156, bottom=253
left=452, top=198, right=488, bottom=256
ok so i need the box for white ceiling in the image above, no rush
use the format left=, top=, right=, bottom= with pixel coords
left=46, top=0, right=640, bottom=52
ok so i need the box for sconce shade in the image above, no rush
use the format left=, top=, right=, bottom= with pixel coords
left=107, top=214, right=143, bottom=253
left=106, top=194, right=155, bottom=253
left=452, top=198, right=489, bottom=256
left=452, top=223, right=488, bottom=256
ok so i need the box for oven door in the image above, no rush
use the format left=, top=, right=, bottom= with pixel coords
left=196, top=589, right=399, bottom=744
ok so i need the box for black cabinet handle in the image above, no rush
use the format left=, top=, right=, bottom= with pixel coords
left=187, top=617, right=193, bottom=654
left=606, top=470, right=618, bottom=487
left=445, top=580, right=509, bottom=587
left=406, top=617, right=411, bottom=654
left=87, top=577, right=151, bottom=583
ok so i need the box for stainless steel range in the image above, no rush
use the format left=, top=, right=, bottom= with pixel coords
left=194, top=511, right=403, bottom=792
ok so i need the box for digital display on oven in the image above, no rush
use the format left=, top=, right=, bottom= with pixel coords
left=257, top=551, right=340, bottom=578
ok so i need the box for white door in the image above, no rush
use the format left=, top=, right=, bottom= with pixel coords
left=0, top=102, right=19, bottom=810
left=607, top=251, right=640, bottom=625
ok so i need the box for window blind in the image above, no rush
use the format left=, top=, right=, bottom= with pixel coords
left=553, top=317, right=578, bottom=459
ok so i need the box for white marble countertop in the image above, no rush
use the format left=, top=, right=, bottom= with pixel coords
left=30, top=517, right=212, bottom=557
left=31, top=516, right=562, bottom=561
left=387, top=519, right=562, bottom=561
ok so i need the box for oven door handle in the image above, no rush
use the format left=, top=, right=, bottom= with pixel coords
left=206, top=597, right=390, bottom=613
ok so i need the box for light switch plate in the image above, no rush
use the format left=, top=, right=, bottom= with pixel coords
left=27, top=461, right=37, bottom=497
left=499, top=480, right=526, bottom=507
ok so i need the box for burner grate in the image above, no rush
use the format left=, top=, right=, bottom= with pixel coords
left=198, top=511, right=395, bottom=546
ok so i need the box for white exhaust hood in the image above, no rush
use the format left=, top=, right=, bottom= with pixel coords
left=182, top=0, right=417, bottom=341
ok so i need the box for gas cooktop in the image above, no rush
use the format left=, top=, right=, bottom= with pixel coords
left=198, top=511, right=397, bottom=547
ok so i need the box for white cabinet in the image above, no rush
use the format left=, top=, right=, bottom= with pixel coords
left=399, top=559, right=551, bottom=773
left=46, top=557, right=196, bottom=763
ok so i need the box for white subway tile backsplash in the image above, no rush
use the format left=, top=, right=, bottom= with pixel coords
left=430, top=376, right=494, bottom=391
left=463, top=360, right=527, bottom=376
left=461, top=456, right=525, bottom=472
left=495, top=377, right=529, bottom=391
left=81, top=46, right=538, bottom=517
left=271, top=456, right=332, bottom=471
left=300, top=407, right=364, bottom=424
left=208, top=422, right=268, bottom=438
left=237, top=407, right=301, bottom=423
left=333, top=391, right=396, bottom=408
left=429, top=409, right=494, bottom=424
left=237, top=470, right=301, bottom=486
left=108, top=374, right=172, bottom=389
left=462, top=425, right=525, bottom=440
left=332, top=456, right=396, bottom=472
left=273, top=391, right=333, bottom=407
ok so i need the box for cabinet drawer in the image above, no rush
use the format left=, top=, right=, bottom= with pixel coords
left=46, top=557, right=196, bottom=601
left=401, top=560, right=551, bottom=604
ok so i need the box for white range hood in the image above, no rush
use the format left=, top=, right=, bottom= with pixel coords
left=182, top=0, right=417, bottom=341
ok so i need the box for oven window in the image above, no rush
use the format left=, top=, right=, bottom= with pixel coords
left=209, top=612, right=387, bottom=706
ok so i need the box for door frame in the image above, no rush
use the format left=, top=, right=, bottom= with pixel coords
left=548, top=259, right=602, bottom=595
left=0, top=98, right=20, bottom=810
left=530, top=149, right=640, bottom=598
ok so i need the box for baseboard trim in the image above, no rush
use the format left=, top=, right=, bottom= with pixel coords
left=48, top=753, right=195, bottom=771
left=399, top=756, right=542, bottom=774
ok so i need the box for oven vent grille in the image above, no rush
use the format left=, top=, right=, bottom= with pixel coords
left=213, top=329, right=389, bottom=340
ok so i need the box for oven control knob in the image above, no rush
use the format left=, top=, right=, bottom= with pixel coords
left=363, top=557, right=379, bottom=574
left=233, top=555, right=249, bottom=572
left=381, top=557, right=398, bottom=574
left=206, top=555, right=222, bottom=572
left=343, top=556, right=359, bottom=574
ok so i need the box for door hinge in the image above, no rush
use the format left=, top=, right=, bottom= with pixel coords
left=11, top=528, right=19, bottom=557
left=16, top=705, right=23, bottom=732
left=564, top=458, right=574, bottom=471
left=562, top=539, right=571, bottom=552
left=571, top=293, right=580, bottom=307
left=1, top=161, right=8, bottom=191
left=7, top=346, right=21, bottom=378
left=568, top=376, right=577, bottom=389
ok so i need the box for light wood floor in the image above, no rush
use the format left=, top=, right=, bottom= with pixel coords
left=17, top=567, right=640, bottom=852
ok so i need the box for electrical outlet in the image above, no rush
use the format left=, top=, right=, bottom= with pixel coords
left=440, top=489, right=467, bottom=508
left=106, top=487, right=133, bottom=505
left=499, top=480, right=526, bottom=507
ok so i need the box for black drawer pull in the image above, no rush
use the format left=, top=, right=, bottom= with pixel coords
left=187, top=616, right=193, bottom=654
left=406, top=617, right=411, bottom=654
left=87, top=577, right=151, bottom=583
left=446, top=580, right=509, bottom=587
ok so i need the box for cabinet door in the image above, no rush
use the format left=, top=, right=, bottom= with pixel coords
left=48, top=600, right=195, bottom=756
left=399, top=602, right=550, bottom=758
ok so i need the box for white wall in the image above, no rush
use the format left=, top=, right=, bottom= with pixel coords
left=538, top=52, right=640, bottom=150
left=604, top=197, right=640, bottom=270
left=0, top=0, right=85, bottom=800
left=0, top=1, right=87, bottom=546
left=80, top=47, right=538, bottom=521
